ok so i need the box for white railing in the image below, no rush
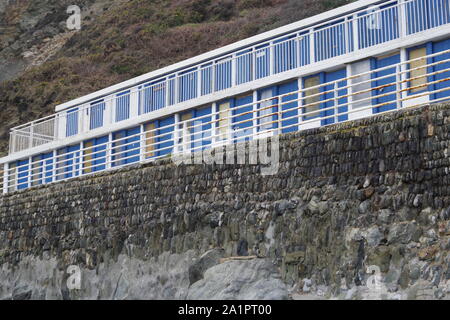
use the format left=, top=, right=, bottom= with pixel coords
left=8, top=0, right=450, bottom=155
left=9, top=115, right=57, bottom=154
left=4, top=49, right=450, bottom=192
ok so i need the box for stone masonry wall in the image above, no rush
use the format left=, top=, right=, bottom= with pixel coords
left=0, top=103, right=450, bottom=299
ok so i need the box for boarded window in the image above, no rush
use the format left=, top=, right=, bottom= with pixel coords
left=83, top=141, right=94, bottom=173
left=217, top=102, right=230, bottom=141
left=144, top=122, right=156, bottom=158
left=351, top=59, right=372, bottom=109
left=409, top=47, right=427, bottom=93
left=179, top=112, right=192, bottom=152
left=259, top=89, right=276, bottom=131
left=303, top=76, right=321, bottom=120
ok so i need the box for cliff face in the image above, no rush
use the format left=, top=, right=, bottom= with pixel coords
left=0, top=103, right=449, bottom=300
left=0, top=0, right=351, bottom=156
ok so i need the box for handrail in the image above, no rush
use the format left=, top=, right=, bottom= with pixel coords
left=3, top=49, right=449, bottom=190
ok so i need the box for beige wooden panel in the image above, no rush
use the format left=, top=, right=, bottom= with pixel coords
left=144, top=123, right=155, bottom=158
left=409, top=47, right=427, bottom=93
left=304, top=76, right=320, bottom=119
left=218, top=102, right=230, bottom=141
left=83, top=141, right=94, bottom=174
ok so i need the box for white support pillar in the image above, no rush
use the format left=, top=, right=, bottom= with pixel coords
left=105, top=95, right=114, bottom=126
left=352, top=14, right=359, bottom=52
left=3, top=163, right=9, bottom=194
left=77, top=106, right=84, bottom=135
left=399, top=48, right=408, bottom=108
left=270, top=42, right=275, bottom=76
left=297, top=34, right=303, bottom=68
left=333, top=82, right=339, bottom=123
left=165, top=79, right=171, bottom=107
left=52, top=149, right=57, bottom=183
left=398, top=0, right=407, bottom=39
left=82, top=104, right=90, bottom=134
left=346, top=64, right=354, bottom=113
left=253, top=90, right=258, bottom=138
left=344, top=18, right=350, bottom=54
left=173, top=113, right=180, bottom=154
left=211, top=103, right=218, bottom=145
left=130, top=87, right=139, bottom=119
left=309, top=29, right=316, bottom=63
left=29, top=123, right=34, bottom=149
left=298, top=76, right=304, bottom=124
left=197, top=67, right=202, bottom=98
left=58, top=112, right=67, bottom=140
left=106, top=133, right=113, bottom=170
left=175, top=74, right=180, bottom=104
left=231, top=54, right=237, bottom=87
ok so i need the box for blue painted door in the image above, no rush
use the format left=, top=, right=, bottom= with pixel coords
left=233, top=94, right=254, bottom=143
left=192, top=106, right=212, bottom=152
left=372, top=53, right=400, bottom=113
left=431, top=38, right=450, bottom=101
left=322, top=68, right=348, bottom=125
left=43, top=152, right=54, bottom=184
left=113, top=128, right=140, bottom=166
left=279, top=80, right=299, bottom=133
left=91, top=136, right=108, bottom=171
left=157, top=116, right=175, bottom=157
left=57, top=144, right=81, bottom=180
left=17, top=159, right=29, bottom=190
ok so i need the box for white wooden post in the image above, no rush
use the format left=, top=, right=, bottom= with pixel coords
left=398, top=0, right=407, bottom=38
left=231, top=54, right=237, bottom=87
left=347, top=64, right=354, bottom=115
left=174, top=113, right=180, bottom=154
left=298, top=76, right=304, bottom=123
left=130, top=87, right=139, bottom=119
left=58, top=112, right=67, bottom=139
left=3, top=163, right=8, bottom=194
left=309, top=29, right=315, bottom=63
left=253, top=91, right=258, bottom=137
left=197, top=67, right=202, bottom=98
left=211, top=103, right=218, bottom=145
left=399, top=48, right=408, bottom=108
left=352, top=14, right=359, bottom=51
left=334, top=82, right=339, bottom=123
left=270, top=42, right=275, bottom=75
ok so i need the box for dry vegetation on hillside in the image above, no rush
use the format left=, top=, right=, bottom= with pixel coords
left=0, top=0, right=352, bottom=155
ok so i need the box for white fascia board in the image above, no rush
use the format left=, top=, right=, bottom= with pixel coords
left=4, top=26, right=449, bottom=165
left=55, top=0, right=384, bottom=112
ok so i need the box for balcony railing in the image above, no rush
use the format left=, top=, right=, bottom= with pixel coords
left=4, top=49, right=450, bottom=192
left=8, top=0, right=450, bottom=155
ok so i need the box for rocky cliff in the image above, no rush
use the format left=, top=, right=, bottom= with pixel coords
left=0, top=103, right=449, bottom=300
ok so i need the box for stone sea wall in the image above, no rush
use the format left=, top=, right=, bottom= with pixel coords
left=0, top=103, right=449, bottom=299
